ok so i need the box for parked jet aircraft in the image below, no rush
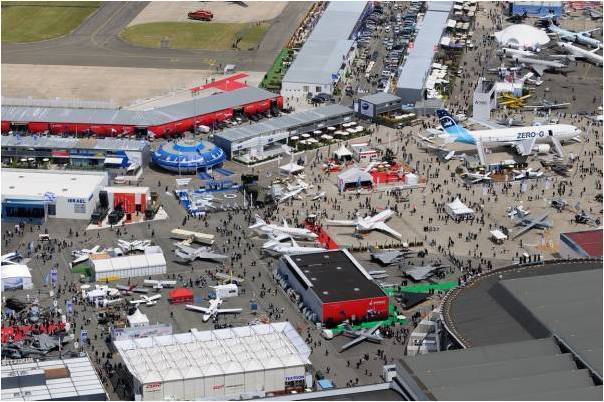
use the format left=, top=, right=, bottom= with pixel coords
left=143, top=279, right=177, bottom=289
left=129, top=294, right=161, bottom=306
left=462, top=171, right=493, bottom=184
left=511, top=212, right=553, bottom=239
left=326, top=209, right=401, bottom=239
left=186, top=298, right=242, bottom=322
left=339, top=322, right=383, bottom=352
left=117, top=239, right=151, bottom=254
left=496, top=47, right=536, bottom=57
left=174, top=242, right=229, bottom=262
left=547, top=21, right=601, bottom=48
left=436, top=109, right=581, bottom=165
left=552, top=41, right=603, bottom=66
left=116, top=283, right=148, bottom=294
left=512, top=168, right=544, bottom=180
left=71, top=246, right=102, bottom=265
left=1, top=252, right=21, bottom=265
left=262, top=237, right=326, bottom=256
left=249, top=215, right=318, bottom=241
left=508, top=54, right=570, bottom=76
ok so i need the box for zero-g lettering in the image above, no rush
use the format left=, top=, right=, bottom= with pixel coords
left=516, top=131, right=545, bottom=139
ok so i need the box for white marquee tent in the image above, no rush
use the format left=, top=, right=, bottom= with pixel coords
left=92, top=246, right=166, bottom=281
left=494, top=24, right=550, bottom=49
left=1, top=264, right=33, bottom=291
left=127, top=309, right=150, bottom=328
left=445, top=197, right=475, bottom=219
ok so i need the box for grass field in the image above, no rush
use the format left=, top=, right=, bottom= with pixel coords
left=120, top=22, right=270, bottom=50
left=2, top=2, right=100, bottom=43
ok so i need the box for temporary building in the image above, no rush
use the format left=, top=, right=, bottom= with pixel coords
left=490, top=229, right=508, bottom=244
left=333, top=144, right=353, bottom=162
left=169, top=288, right=194, bottom=304
left=1, top=264, right=33, bottom=291
left=445, top=198, right=475, bottom=219
left=279, top=162, right=305, bottom=175
left=494, top=24, right=550, bottom=49
left=127, top=309, right=150, bottom=328
left=338, top=167, right=373, bottom=192
left=92, top=246, right=166, bottom=281
left=114, top=322, right=311, bottom=400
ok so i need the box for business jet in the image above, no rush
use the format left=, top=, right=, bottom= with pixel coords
left=512, top=168, right=544, bottom=180
left=249, top=215, right=318, bottom=241
left=462, top=171, right=493, bottom=184
left=326, top=209, right=401, bottom=239
left=262, top=237, right=326, bottom=256
left=174, top=242, right=229, bottom=262
left=129, top=294, right=161, bottom=306
left=186, top=298, right=242, bottom=322
left=436, top=109, right=581, bottom=165
left=143, top=279, right=177, bottom=290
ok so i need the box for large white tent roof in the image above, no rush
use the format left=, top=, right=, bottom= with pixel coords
left=446, top=197, right=475, bottom=215
left=494, top=24, right=550, bottom=48
left=114, top=322, right=310, bottom=385
left=1, top=264, right=32, bottom=280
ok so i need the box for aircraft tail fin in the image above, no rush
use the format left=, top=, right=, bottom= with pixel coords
left=436, top=109, right=475, bottom=144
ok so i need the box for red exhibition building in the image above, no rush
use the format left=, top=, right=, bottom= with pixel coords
left=1, top=87, right=283, bottom=138
left=277, top=249, right=389, bottom=327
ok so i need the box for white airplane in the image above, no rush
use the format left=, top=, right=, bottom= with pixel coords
left=462, top=171, right=493, bottom=184
left=1, top=251, right=21, bottom=265
left=129, top=294, right=161, bottom=306
left=512, top=168, right=544, bottom=180
left=436, top=109, right=581, bottom=165
left=507, top=54, right=570, bottom=76
left=71, top=246, right=102, bottom=265
left=275, top=187, right=305, bottom=203
left=115, top=283, right=148, bottom=294
left=117, top=239, right=151, bottom=254
left=143, top=279, right=177, bottom=290
left=174, top=242, right=229, bottom=262
left=326, top=209, right=402, bottom=239
left=547, top=21, right=601, bottom=48
left=249, top=215, right=318, bottom=241
left=262, top=237, right=326, bottom=256
left=186, top=298, right=242, bottom=322
left=308, top=191, right=326, bottom=201
left=496, top=47, right=536, bottom=57
left=507, top=205, right=531, bottom=218
left=552, top=41, right=603, bottom=66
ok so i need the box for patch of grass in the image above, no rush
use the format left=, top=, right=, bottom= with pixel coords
left=1, top=2, right=100, bottom=43
left=120, top=21, right=270, bottom=50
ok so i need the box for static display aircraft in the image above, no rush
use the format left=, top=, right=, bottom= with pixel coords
left=547, top=21, right=601, bottom=48
left=71, top=246, right=102, bottom=265
left=174, top=242, right=229, bottom=262
left=339, top=322, right=384, bottom=352
left=462, top=171, right=493, bottom=184
left=117, top=239, right=151, bottom=254
left=249, top=215, right=318, bottom=241
left=1, top=251, right=21, bottom=265
left=370, top=248, right=415, bottom=265
left=511, top=212, right=553, bottom=239
left=186, top=298, right=242, bottom=322
left=552, top=41, right=603, bottom=66
left=512, top=168, right=544, bottom=180
left=436, top=109, right=581, bottom=165
left=262, top=237, right=326, bottom=256
left=129, top=294, right=161, bottom=306
left=326, top=209, right=402, bottom=239
left=144, top=279, right=177, bottom=289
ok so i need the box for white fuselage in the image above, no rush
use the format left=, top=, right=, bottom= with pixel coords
left=468, top=124, right=580, bottom=146
left=558, top=42, right=603, bottom=66
left=256, top=224, right=318, bottom=240
left=203, top=299, right=222, bottom=322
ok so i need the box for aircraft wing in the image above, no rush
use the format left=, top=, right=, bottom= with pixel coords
left=185, top=304, right=210, bottom=314
left=512, top=220, right=539, bottom=239
left=197, top=251, right=229, bottom=260
left=325, top=219, right=355, bottom=226
left=372, top=222, right=402, bottom=239
left=216, top=308, right=242, bottom=314
left=175, top=249, right=194, bottom=260
left=340, top=335, right=368, bottom=351
left=468, top=117, right=506, bottom=129
left=72, top=255, right=90, bottom=265
left=530, top=64, right=546, bottom=77
left=174, top=243, right=197, bottom=255
left=146, top=294, right=162, bottom=301
left=515, top=137, right=537, bottom=156
left=129, top=299, right=145, bottom=305
left=267, top=232, right=290, bottom=242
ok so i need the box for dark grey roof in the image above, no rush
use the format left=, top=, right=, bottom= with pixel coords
left=283, top=2, right=367, bottom=85
left=1, top=134, right=149, bottom=152
left=399, top=338, right=603, bottom=400
left=359, top=92, right=401, bottom=105
left=501, top=269, right=603, bottom=377
left=445, top=261, right=601, bottom=347
left=1, top=87, right=278, bottom=127
left=214, top=104, right=353, bottom=143
left=396, top=3, right=452, bottom=91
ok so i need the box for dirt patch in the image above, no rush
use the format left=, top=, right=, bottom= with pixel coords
left=1, top=64, right=264, bottom=107
left=128, top=1, right=287, bottom=25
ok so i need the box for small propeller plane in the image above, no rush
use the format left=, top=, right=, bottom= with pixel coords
left=186, top=298, right=242, bottom=322
left=129, top=294, right=161, bottom=306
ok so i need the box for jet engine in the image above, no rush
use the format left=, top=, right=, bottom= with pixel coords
left=533, top=144, right=551, bottom=154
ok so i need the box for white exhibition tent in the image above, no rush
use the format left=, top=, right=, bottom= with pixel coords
left=93, top=246, right=166, bottom=281
left=338, top=167, right=373, bottom=192
left=494, top=24, right=550, bottom=49
left=445, top=198, right=475, bottom=219
left=1, top=264, right=33, bottom=291
left=128, top=309, right=150, bottom=328
left=279, top=162, right=305, bottom=175
left=333, top=144, right=353, bottom=161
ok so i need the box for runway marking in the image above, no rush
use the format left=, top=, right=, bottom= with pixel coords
left=90, top=2, right=129, bottom=48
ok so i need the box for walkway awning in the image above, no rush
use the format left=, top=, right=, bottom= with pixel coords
left=104, top=156, right=124, bottom=165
